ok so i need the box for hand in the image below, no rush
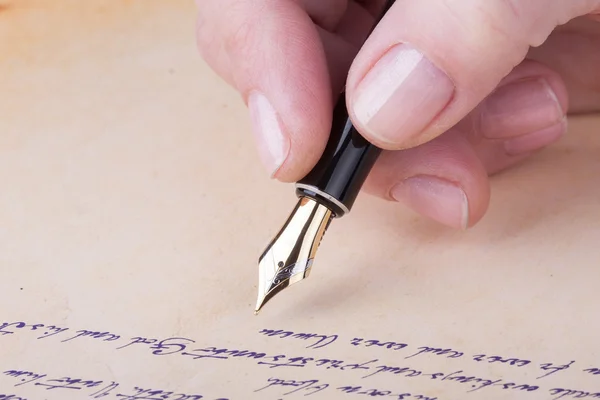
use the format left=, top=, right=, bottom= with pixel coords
left=195, top=0, right=600, bottom=229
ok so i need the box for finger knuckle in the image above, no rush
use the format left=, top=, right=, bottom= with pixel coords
left=481, top=0, right=560, bottom=47
left=223, top=16, right=258, bottom=59
left=497, top=0, right=523, bottom=20
left=196, top=0, right=255, bottom=55
left=195, top=0, right=260, bottom=79
left=479, top=0, right=528, bottom=44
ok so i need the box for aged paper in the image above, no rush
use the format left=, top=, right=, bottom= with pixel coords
left=1, top=1, right=600, bottom=400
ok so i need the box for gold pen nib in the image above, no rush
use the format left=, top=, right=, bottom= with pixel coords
left=255, top=197, right=333, bottom=314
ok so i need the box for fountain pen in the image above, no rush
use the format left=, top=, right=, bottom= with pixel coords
left=255, top=0, right=397, bottom=314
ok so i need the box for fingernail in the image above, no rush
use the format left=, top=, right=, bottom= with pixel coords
left=504, top=118, right=567, bottom=156
left=352, top=44, right=454, bottom=147
left=481, top=78, right=564, bottom=139
left=247, top=91, right=290, bottom=177
left=391, top=176, right=469, bottom=230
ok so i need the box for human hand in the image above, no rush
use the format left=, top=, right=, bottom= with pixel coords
left=195, top=0, right=600, bottom=229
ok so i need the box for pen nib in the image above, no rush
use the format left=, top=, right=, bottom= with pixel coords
left=255, top=197, right=333, bottom=314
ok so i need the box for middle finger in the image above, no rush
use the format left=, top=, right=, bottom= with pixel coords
left=361, top=60, right=568, bottom=229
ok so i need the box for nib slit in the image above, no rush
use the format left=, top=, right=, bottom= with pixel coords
left=254, top=197, right=333, bottom=313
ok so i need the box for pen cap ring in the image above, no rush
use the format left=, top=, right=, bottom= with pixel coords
left=294, top=185, right=348, bottom=217
left=296, top=95, right=381, bottom=217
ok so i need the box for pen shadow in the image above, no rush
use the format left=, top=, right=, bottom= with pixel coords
left=271, top=116, right=600, bottom=318
left=276, top=255, right=381, bottom=319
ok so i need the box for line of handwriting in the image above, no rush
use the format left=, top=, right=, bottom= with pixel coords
left=0, top=322, right=586, bottom=381
left=254, top=377, right=437, bottom=400
left=70, top=337, right=553, bottom=397
left=0, top=394, right=27, bottom=400
left=3, top=320, right=600, bottom=399
left=2, top=369, right=229, bottom=400
left=258, top=328, right=575, bottom=379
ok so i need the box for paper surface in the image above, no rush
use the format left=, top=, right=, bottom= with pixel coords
left=1, top=1, right=600, bottom=399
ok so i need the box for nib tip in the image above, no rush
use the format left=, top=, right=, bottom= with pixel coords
left=254, top=197, right=333, bottom=314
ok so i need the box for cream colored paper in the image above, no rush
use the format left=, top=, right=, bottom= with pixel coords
left=1, top=2, right=600, bottom=400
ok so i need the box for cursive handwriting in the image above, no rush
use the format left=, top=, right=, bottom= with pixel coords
left=3, top=369, right=229, bottom=400
left=258, top=328, right=338, bottom=349
left=0, top=322, right=68, bottom=340
left=405, top=346, right=463, bottom=360
left=344, top=331, right=575, bottom=385
left=255, top=377, right=437, bottom=400
left=61, top=329, right=121, bottom=343
left=548, top=387, right=600, bottom=399
left=350, top=338, right=408, bottom=351
left=337, top=385, right=437, bottom=400
left=585, top=368, right=600, bottom=376
left=2, top=319, right=599, bottom=399
left=254, top=377, right=329, bottom=396
left=538, top=361, right=576, bottom=379
left=472, top=354, right=531, bottom=368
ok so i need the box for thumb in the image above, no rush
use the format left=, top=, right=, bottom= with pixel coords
left=196, top=0, right=355, bottom=182
left=345, top=0, right=600, bottom=150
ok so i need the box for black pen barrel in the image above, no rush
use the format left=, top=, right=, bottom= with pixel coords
left=294, top=0, right=395, bottom=217
left=295, top=95, right=381, bottom=217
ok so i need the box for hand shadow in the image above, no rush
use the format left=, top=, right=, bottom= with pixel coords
left=284, top=114, right=600, bottom=316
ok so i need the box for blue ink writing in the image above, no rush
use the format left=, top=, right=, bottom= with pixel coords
left=405, top=347, right=463, bottom=360
left=3, top=370, right=47, bottom=387
left=2, top=368, right=228, bottom=400
left=0, top=322, right=69, bottom=340
left=584, top=368, right=600, bottom=376
left=149, top=337, right=196, bottom=356
left=549, top=388, right=600, bottom=399
left=1, top=318, right=596, bottom=399
left=259, top=328, right=338, bottom=349
left=61, top=330, right=121, bottom=343
left=116, top=336, right=158, bottom=350
left=538, top=361, right=576, bottom=379
left=350, top=338, right=408, bottom=352
left=0, top=394, right=27, bottom=400
left=337, top=385, right=437, bottom=400
left=472, top=354, right=530, bottom=367
left=254, top=377, right=329, bottom=396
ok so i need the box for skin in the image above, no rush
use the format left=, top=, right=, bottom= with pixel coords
left=195, top=0, right=600, bottom=229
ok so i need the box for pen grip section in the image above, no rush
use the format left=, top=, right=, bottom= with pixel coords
left=296, top=94, right=381, bottom=217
